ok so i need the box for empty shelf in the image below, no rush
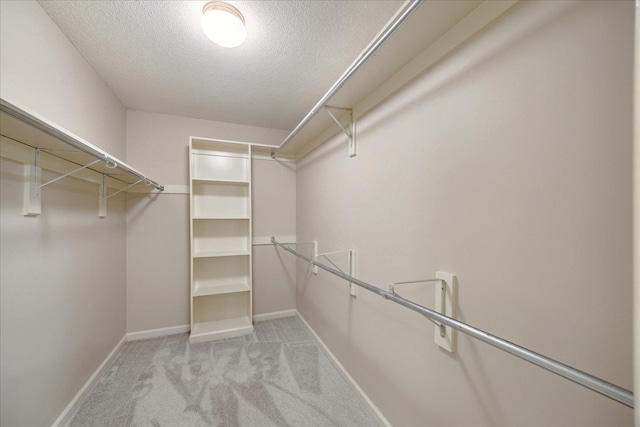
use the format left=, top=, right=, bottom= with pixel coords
left=193, top=282, right=250, bottom=297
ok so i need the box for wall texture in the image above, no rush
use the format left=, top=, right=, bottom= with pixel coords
left=0, top=1, right=127, bottom=159
left=0, top=3, right=128, bottom=425
left=0, top=160, right=127, bottom=426
left=252, top=158, right=297, bottom=316
left=125, top=111, right=295, bottom=333
left=295, top=1, right=633, bottom=426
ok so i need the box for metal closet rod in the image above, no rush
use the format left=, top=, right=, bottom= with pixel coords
left=270, top=237, right=634, bottom=408
left=0, top=99, right=164, bottom=191
left=271, top=0, right=424, bottom=159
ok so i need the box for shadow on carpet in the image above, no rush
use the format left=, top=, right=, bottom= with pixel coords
left=68, top=317, right=377, bottom=427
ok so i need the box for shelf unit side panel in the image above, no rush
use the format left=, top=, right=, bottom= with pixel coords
left=248, top=145, right=254, bottom=321
left=189, top=142, right=195, bottom=329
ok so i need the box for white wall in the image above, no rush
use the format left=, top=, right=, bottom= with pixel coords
left=0, top=160, right=127, bottom=426
left=295, top=1, right=633, bottom=426
left=0, top=2, right=128, bottom=425
left=126, top=110, right=295, bottom=333
left=252, top=158, right=297, bottom=315
left=0, top=1, right=126, bottom=159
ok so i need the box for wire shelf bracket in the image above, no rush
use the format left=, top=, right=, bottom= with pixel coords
left=391, top=273, right=457, bottom=352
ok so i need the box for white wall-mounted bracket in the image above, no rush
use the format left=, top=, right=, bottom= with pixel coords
left=99, top=174, right=107, bottom=218
left=23, top=164, right=41, bottom=216
left=390, top=272, right=457, bottom=352
left=434, top=272, right=457, bottom=352
left=317, top=249, right=357, bottom=296
left=324, top=106, right=356, bottom=157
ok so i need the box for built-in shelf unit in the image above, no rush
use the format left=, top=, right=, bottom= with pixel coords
left=189, top=138, right=253, bottom=343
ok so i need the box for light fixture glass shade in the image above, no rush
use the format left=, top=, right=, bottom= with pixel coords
left=201, top=2, right=246, bottom=48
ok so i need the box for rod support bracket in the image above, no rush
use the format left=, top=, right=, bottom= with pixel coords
left=324, top=106, right=356, bottom=157
left=23, top=164, right=41, bottom=216
left=390, top=274, right=457, bottom=351
left=434, top=272, right=457, bottom=352
left=317, top=249, right=356, bottom=296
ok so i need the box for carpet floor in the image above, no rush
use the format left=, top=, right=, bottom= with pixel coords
left=68, top=316, right=377, bottom=427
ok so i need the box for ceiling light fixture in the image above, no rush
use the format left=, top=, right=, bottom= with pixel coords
left=201, top=2, right=246, bottom=48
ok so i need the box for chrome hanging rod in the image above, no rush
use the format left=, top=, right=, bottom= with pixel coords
left=0, top=98, right=164, bottom=191
left=271, top=0, right=424, bottom=159
left=270, top=237, right=634, bottom=408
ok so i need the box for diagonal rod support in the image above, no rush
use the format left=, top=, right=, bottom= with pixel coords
left=38, top=156, right=102, bottom=189
left=106, top=179, right=143, bottom=199
left=390, top=278, right=445, bottom=336
left=324, top=107, right=353, bottom=138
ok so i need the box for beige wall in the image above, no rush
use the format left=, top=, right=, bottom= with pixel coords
left=252, top=158, right=297, bottom=315
left=295, top=1, right=633, bottom=426
left=0, top=160, right=127, bottom=426
left=0, top=2, right=129, bottom=426
left=0, top=1, right=127, bottom=159
left=126, top=111, right=295, bottom=332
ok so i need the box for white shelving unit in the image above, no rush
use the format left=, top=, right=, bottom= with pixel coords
left=189, top=138, right=253, bottom=343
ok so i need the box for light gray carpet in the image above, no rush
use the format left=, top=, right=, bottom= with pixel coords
left=68, top=317, right=377, bottom=427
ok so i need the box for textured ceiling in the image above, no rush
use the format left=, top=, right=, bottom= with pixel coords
left=38, top=0, right=404, bottom=131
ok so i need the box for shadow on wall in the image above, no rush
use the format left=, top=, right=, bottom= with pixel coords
left=353, top=1, right=583, bottom=146
left=126, top=191, right=162, bottom=225
left=272, top=244, right=296, bottom=290
left=456, top=307, right=508, bottom=425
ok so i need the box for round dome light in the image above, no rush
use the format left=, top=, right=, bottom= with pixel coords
left=201, top=2, right=246, bottom=48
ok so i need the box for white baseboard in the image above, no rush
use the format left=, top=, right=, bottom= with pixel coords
left=253, top=309, right=297, bottom=322
left=296, top=310, right=391, bottom=427
left=52, top=334, right=127, bottom=427
left=127, top=324, right=190, bottom=341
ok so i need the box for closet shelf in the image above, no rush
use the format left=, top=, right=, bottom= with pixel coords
left=0, top=98, right=164, bottom=192
left=192, top=250, right=250, bottom=258
left=192, top=178, right=249, bottom=185
left=192, top=216, right=250, bottom=221
left=271, top=0, right=517, bottom=160
left=193, top=283, right=250, bottom=297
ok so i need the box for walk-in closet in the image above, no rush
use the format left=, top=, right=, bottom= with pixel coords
left=0, top=1, right=637, bottom=426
